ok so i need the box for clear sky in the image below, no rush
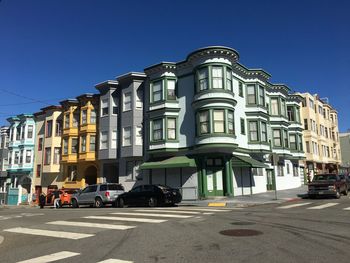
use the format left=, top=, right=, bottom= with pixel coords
left=0, top=0, right=349, bottom=130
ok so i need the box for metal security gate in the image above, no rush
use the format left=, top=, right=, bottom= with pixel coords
left=7, top=188, right=19, bottom=205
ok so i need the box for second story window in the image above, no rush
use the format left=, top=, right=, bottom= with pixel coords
left=44, top=148, right=50, bottom=165
left=89, top=135, right=96, bottom=151
left=63, top=138, right=68, bottom=154
left=273, top=129, right=282, bottom=147
left=213, top=110, right=225, bottom=133
left=290, top=134, right=297, bottom=150
left=45, top=121, right=52, bottom=137
left=100, top=131, right=108, bottom=150
left=283, top=130, right=288, bottom=148
left=199, top=111, right=209, bottom=134
left=152, top=120, right=163, bottom=141
left=81, top=135, right=86, bottom=152
left=249, top=121, right=258, bottom=142
left=71, top=138, right=78, bottom=153
left=123, top=92, right=132, bottom=111
left=247, top=85, right=256, bottom=105
left=167, top=118, right=176, bottom=140
left=81, top=110, right=87, bottom=125
left=101, top=99, right=109, bottom=116
left=38, top=138, right=43, bottom=151
left=123, top=126, right=132, bottom=146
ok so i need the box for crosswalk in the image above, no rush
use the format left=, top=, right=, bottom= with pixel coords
left=277, top=202, right=350, bottom=210
left=2, top=206, right=231, bottom=263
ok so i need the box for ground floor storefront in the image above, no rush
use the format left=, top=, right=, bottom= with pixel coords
left=140, top=154, right=305, bottom=200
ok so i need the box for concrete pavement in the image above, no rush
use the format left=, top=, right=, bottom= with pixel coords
left=180, top=185, right=309, bottom=207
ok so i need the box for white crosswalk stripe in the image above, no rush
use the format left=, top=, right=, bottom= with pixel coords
left=84, top=216, right=167, bottom=223
left=46, top=221, right=136, bottom=230
left=307, top=203, right=339, bottom=210
left=134, top=209, right=202, bottom=214
left=343, top=207, right=350, bottom=210
left=110, top=212, right=192, bottom=218
left=16, top=251, right=80, bottom=263
left=4, top=227, right=93, bottom=240
left=155, top=208, right=231, bottom=212
left=277, top=203, right=312, bottom=209
left=97, top=259, right=133, bottom=263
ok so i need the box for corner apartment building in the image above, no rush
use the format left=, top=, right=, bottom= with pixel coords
left=95, top=73, right=145, bottom=190
left=60, top=94, right=99, bottom=189
left=33, top=106, right=62, bottom=196
left=297, top=93, right=341, bottom=178
left=138, top=46, right=305, bottom=199
left=6, top=114, right=35, bottom=204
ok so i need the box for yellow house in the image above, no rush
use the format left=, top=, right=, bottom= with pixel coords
left=60, top=94, right=100, bottom=189
left=33, top=106, right=63, bottom=195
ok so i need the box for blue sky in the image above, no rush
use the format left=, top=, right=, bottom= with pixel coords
left=0, top=0, right=349, bottom=131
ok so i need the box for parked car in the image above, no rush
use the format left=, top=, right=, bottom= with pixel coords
left=58, top=188, right=80, bottom=207
left=339, top=174, right=350, bottom=191
left=71, top=183, right=124, bottom=208
left=116, top=184, right=182, bottom=208
left=308, top=173, right=348, bottom=199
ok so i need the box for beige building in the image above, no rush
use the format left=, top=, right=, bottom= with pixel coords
left=297, top=93, right=341, bottom=179
left=33, top=106, right=63, bottom=196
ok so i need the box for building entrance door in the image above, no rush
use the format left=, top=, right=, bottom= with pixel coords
left=205, top=169, right=224, bottom=196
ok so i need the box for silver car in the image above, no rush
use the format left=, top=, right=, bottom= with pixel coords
left=71, top=183, right=124, bottom=208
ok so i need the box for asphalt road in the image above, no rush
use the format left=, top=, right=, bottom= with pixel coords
left=1, top=196, right=350, bottom=263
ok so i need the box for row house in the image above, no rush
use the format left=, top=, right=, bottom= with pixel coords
left=0, top=126, right=9, bottom=193
left=138, top=46, right=306, bottom=199
left=6, top=114, right=35, bottom=204
left=95, top=73, right=145, bottom=190
left=297, top=93, right=341, bottom=178
left=33, top=106, right=62, bottom=196
left=60, top=94, right=99, bottom=189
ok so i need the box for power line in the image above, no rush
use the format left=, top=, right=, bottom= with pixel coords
left=0, top=88, right=51, bottom=106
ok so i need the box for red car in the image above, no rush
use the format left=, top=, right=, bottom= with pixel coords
left=59, top=188, right=80, bottom=207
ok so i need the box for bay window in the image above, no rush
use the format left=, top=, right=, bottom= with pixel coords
left=227, top=110, right=234, bottom=134
left=249, top=121, right=258, bottom=141
left=226, top=69, right=233, bottom=91
left=90, top=110, right=96, bottom=124
left=152, top=81, right=162, bottom=102
left=259, top=86, right=265, bottom=106
left=247, top=85, right=256, bottom=105
left=198, top=68, right=208, bottom=91
left=152, top=119, right=163, bottom=141
left=290, top=134, right=297, bottom=150
left=89, top=135, right=96, bottom=151
left=123, top=92, right=132, bottom=111
left=167, top=118, right=176, bottom=140
left=283, top=130, right=288, bottom=148
left=212, top=66, right=223, bottom=89
left=271, top=98, right=279, bottom=115
left=261, top=122, right=267, bottom=142
left=167, top=80, right=176, bottom=100
left=123, top=127, right=132, bottom=146
left=199, top=111, right=210, bottom=134
left=273, top=129, right=282, bottom=147
left=81, top=110, right=87, bottom=125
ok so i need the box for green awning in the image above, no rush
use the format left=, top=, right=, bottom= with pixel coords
left=140, top=156, right=196, bottom=170
left=232, top=155, right=269, bottom=168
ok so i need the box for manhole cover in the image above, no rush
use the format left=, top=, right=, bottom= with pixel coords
left=220, top=229, right=263, bottom=237
left=231, top=222, right=255, bottom=226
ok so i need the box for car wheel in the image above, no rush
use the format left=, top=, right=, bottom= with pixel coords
left=72, top=199, right=79, bottom=208
left=343, top=188, right=348, bottom=196
left=335, top=189, right=341, bottom=199
left=118, top=198, right=125, bottom=208
left=148, top=197, right=157, bottom=207
left=94, top=198, right=103, bottom=208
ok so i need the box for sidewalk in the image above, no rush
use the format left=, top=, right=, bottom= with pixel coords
left=180, top=185, right=308, bottom=207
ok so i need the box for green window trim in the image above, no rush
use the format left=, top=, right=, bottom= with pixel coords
left=248, top=120, right=259, bottom=142
left=195, top=64, right=234, bottom=94
left=270, top=96, right=288, bottom=118
left=150, top=117, right=179, bottom=143
left=196, top=108, right=235, bottom=137
left=165, top=117, right=178, bottom=141
left=246, top=83, right=266, bottom=107
left=238, top=82, right=244, bottom=97
left=150, top=77, right=178, bottom=105
left=151, top=118, right=164, bottom=142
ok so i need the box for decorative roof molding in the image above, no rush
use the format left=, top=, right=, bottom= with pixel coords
left=144, top=63, right=177, bottom=75
left=267, top=83, right=290, bottom=96
left=232, top=62, right=271, bottom=81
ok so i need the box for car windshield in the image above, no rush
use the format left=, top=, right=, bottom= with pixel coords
left=313, top=174, right=337, bottom=181
left=157, top=185, right=171, bottom=190
left=107, top=184, right=124, bottom=191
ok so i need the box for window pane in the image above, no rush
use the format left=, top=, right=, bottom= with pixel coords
left=153, top=120, right=163, bottom=141
left=213, top=110, right=224, bottom=133
left=124, top=92, right=131, bottom=111
left=271, top=98, right=279, bottom=115
left=249, top=121, right=258, bottom=141
left=198, top=68, right=208, bottom=91
left=212, top=67, right=223, bottom=89
left=167, top=80, right=176, bottom=100
left=247, top=85, right=256, bottom=104
left=153, top=81, right=162, bottom=102
left=167, top=118, right=176, bottom=140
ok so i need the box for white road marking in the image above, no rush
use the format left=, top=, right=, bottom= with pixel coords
left=16, top=251, right=80, bottom=263
left=84, top=216, right=167, bottom=223
left=134, top=209, right=201, bottom=214
left=46, top=221, right=136, bottom=230
left=203, top=212, right=214, bottom=215
left=0, top=235, right=4, bottom=245
left=307, top=203, right=339, bottom=210
left=170, top=208, right=231, bottom=212
left=97, top=259, right=133, bottom=263
left=4, top=227, right=93, bottom=240
left=110, top=212, right=192, bottom=218
left=277, top=203, right=312, bottom=209
left=343, top=207, right=350, bottom=210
